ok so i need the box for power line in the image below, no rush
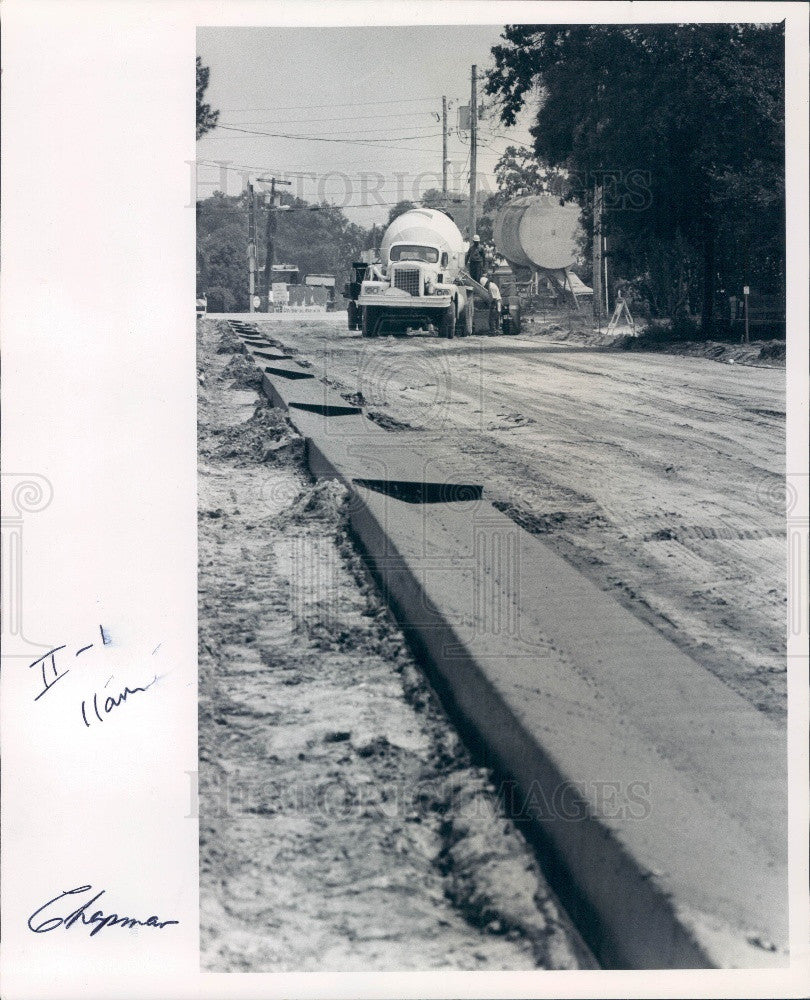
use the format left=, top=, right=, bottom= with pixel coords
left=219, top=122, right=444, bottom=139
left=216, top=124, right=445, bottom=153
left=218, top=124, right=442, bottom=143
left=220, top=110, right=444, bottom=127
left=217, top=96, right=451, bottom=112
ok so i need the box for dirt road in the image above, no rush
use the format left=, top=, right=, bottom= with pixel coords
left=260, top=315, right=787, bottom=720
left=198, top=320, right=592, bottom=971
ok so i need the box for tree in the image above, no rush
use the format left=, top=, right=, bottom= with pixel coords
left=201, top=223, right=248, bottom=311
left=196, top=191, right=248, bottom=306
left=486, top=24, right=785, bottom=334
left=420, top=189, right=463, bottom=213
left=419, top=188, right=495, bottom=243
left=485, top=146, right=569, bottom=212
left=387, top=200, right=416, bottom=225
left=196, top=56, right=219, bottom=140
left=196, top=188, right=372, bottom=309
left=263, top=197, right=369, bottom=297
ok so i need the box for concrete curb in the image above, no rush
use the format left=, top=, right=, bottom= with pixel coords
left=229, top=321, right=788, bottom=970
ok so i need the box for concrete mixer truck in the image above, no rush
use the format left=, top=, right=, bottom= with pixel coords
left=346, top=208, right=473, bottom=338
left=493, top=195, right=591, bottom=311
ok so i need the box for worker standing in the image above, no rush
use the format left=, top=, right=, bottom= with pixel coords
left=465, top=234, right=485, bottom=283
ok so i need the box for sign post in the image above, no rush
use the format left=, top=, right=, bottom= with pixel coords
left=743, top=285, right=750, bottom=344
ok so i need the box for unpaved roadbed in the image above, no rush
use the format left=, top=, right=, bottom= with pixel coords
left=198, top=320, right=592, bottom=971
left=257, top=315, right=786, bottom=720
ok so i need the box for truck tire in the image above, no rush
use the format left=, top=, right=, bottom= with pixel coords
left=509, top=303, right=522, bottom=336
left=438, top=303, right=456, bottom=339
left=361, top=306, right=379, bottom=338
left=503, top=302, right=521, bottom=335
left=347, top=301, right=358, bottom=331
left=463, top=297, right=474, bottom=337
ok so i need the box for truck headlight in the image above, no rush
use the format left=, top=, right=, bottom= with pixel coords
left=363, top=285, right=383, bottom=295
left=434, top=288, right=451, bottom=296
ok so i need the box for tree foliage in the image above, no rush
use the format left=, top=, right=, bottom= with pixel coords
left=485, top=146, right=569, bottom=212
left=266, top=196, right=369, bottom=292
left=197, top=194, right=248, bottom=308
left=196, top=56, right=220, bottom=140
left=419, top=188, right=495, bottom=244
left=196, top=189, right=370, bottom=308
left=387, top=200, right=417, bottom=225
left=486, top=24, right=785, bottom=331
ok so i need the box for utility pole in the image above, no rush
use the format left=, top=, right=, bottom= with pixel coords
left=468, top=66, right=477, bottom=241
left=258, top=176, right=292, bottom=311
left=265, top=179, right=276, bottom=310
left=247, top=181, right=257, bottom=313
left=442, top=96, right=448, bottom=195
left=592, top=180, right=603, bottom=330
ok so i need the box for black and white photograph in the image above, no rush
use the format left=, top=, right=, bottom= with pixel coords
left=196, top=16, right=792, bottom=974
left=1, top=3, right=807, bottom=999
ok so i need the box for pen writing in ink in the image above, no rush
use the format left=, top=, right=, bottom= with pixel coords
left=28, top=646, right=69, bottom=702
left=28, top=884, right=179, bottom=937
left=28, top=625, right=114, bottom=705
left=81, top=674, right=162, bottom=727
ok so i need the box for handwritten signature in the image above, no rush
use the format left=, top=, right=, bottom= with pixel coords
left=28, top=884, right=179, bottom=937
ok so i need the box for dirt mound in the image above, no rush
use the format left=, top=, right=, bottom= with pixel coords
left=522, top=318, right=786, bottom=368
left=618, top=336, right=785, bottom=367
left=368, top=411, right=423, bottom=432
left=493, top=499, right=607, bottom=536
left=210, top=401, right=298, bottom=464
left=216, top=325, right=246, bottom=355
left=221, top=352, right=264, bottom=390
left=759, top=341, right=786, bottom=362
left=341, top=390, right=367, bottom=407
left=271, top=478, right=349, bottom=529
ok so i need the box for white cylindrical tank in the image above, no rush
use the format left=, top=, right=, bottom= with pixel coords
left=494, top=195, right=582, bottom=270
left=380, top=208, right=465, bottom=265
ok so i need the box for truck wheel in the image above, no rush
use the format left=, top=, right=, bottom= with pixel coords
left=347, top=301, right=358, bottom=331
left=361, top=306, right=378, bottom=338
left=509, top=303, right=522, bottom=336
left=439, top=303, right=456, bottom=339
left=463, top=298, right=474, bottom=337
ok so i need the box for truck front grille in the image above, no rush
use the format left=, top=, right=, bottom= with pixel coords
left=393, top=266, right=421, bottom=296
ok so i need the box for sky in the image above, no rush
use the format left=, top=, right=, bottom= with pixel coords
left=196, top=25, right=535, bottom=227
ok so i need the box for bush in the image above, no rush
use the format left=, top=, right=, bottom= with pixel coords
left=206, top=286, right=236, bottom=313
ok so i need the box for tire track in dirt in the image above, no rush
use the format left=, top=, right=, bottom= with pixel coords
left=266, top=318, right=786, bottom=719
